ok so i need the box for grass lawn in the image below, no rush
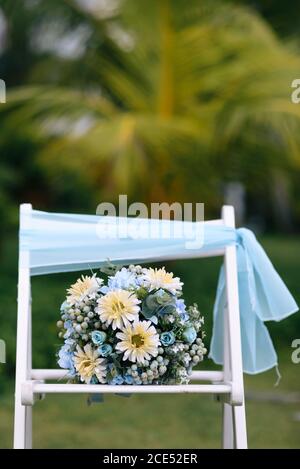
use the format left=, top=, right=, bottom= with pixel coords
left=0, top=234, right=299, bottom=448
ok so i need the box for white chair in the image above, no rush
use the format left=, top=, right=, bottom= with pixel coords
left=14, top=203, right=247, bottom=449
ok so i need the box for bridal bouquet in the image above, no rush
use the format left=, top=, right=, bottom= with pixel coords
left=57, top=264, right=207, bottom=385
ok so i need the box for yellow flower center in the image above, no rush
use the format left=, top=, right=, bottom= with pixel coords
left=82, top=358, right=92, bottom=368
left=131, top=334, right=145, bottom=347
left=112, top=301, right=125, bottom=314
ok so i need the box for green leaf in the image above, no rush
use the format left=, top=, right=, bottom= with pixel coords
left=145, top=294, right=159, bottom=310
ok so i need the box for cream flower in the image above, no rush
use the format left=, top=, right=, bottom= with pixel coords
left=96, top=289, right=140, bottom=330
left=142, top=267, right=183, bottom=294
left=67, top=274, right=102, bottom=304
left=74, top=344, right=106, bottom=384
left=116, top=320, right=160, bottom=364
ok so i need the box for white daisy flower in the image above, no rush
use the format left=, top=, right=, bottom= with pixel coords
left=74, top=344, right=106, bottom=384
left=142, top=267, right=183, bottom=294
left=96, top=289, right=140, bottom=330
left=67, top=274, right=102, bottom=305
left=116, top=320, right=160, bottom=365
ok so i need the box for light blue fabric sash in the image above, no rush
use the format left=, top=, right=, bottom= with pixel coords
left=20, top=210, right=298, bottom=374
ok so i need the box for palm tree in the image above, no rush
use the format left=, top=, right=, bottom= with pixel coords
left=3, top=0, right=300, bottom=214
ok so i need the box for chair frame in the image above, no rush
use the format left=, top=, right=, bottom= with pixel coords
left=13, top=203, right=247, bottom=449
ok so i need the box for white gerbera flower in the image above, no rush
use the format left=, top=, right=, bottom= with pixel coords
left=142, top=267, right=183, bottom=294
left=96, top=289, right=140, bottom=330
left=67, top=274, right=102, bottom=305
left=116, top=320, right=160, bottom=364
left=74, top=344, right=106, bottom=384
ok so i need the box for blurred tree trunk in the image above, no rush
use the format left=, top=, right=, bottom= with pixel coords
left=224, top=181, right=246, bottom=227
left=270, top=169, right=293, bottom=233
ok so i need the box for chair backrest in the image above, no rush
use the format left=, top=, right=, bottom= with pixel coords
left=19, top=203, right=234, bottom=277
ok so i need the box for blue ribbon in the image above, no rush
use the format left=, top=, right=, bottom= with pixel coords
left=210, top=228, right=298, bottom=373
left=20, top=210, right=298, bottom=374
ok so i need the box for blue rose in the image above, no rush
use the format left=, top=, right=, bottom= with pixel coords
left=98, top=343, right=113, bottom=357
left=182, top=326, right=197, bottom=344
left=124, top=374, right=134, bottom=384
left=91, top=330, right=107, bottom=346
left=160, top=331, right=176, bottom=346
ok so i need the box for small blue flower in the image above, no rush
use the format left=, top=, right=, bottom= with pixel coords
left=176, top=299, right=189, bottom=322
left=98, top=343, right=113, bottom=357
left=182, top=326, right=197, bottom=344
left=160, top=331, right=176, bottom=346
left=180, top=312, right=190, bottom=322
left=110, top=375, right=124, bottom=385
left=91, top=330, right=107, bottom=346
left=58, top=345, right=76, bottom=376
left=124, top=374, right=134, bottom=384
left=108, top=268, right=137, bottom=290
left=65, top=338, right=76, bottom=346
left=60, top=300, right=69, bottom=311
left=63, top=320, right=74, bottom=339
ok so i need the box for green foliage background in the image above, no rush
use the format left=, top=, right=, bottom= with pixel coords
left=1, top=0, right=300, bottom=225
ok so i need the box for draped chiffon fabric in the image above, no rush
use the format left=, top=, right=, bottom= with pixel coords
left=19, top=209, right=298, bottom=374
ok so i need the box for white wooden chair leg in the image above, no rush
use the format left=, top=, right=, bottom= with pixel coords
left=222, top=403, right=234, bottom=448
left=14, top=390, right=27, bottom=449
left=25, top=297, right=33, bottom=449
left=13, top=401, right=32, bottom=449
left=25, top=406, right=32, bottom=449
left=233, top=404, right=247, bottom=449
left=14, top=273, right=32, bottom=449
left=222, top=305, right=234, bottom=448
left=14, top=204, right=32, bottom=449
left=222, top=206, right=248, bottom=449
